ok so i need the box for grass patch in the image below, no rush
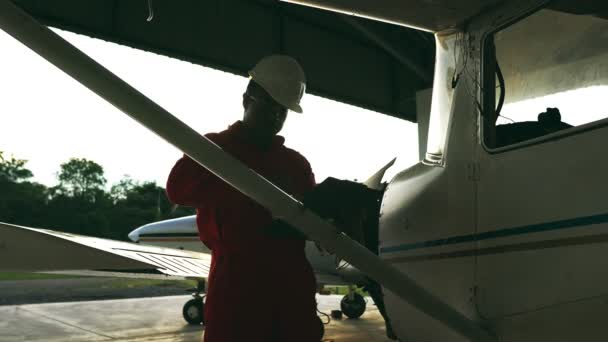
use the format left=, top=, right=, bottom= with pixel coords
left=0, top=272, right=196, bottom=290
left=101, top=278, right=196, bottom=290
left=324, top=285, right=369, bottom=297
left=0, top=272, right=85, bottom=281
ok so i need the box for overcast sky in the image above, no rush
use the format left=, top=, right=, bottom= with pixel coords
left=0, top=29, right=419, bottom=189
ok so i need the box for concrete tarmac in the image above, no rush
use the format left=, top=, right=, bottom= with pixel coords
left=0, top=294, right=394, bottom=341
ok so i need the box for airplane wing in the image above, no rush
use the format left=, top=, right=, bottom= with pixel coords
left=0, top=222, right=211, bottom=279
left=282, top=0, right=504, bottom=32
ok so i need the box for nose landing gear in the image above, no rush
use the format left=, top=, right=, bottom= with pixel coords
left=182, top=280, right=205, bottom=325
left=340, top=286, right=366, bottom=319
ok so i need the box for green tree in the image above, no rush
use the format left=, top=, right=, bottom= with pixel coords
left=110, top=176, right=136, bottom=203
left=55, top=158, right=107, bottom=201
left=0, top=151, right=48, bottom=226
left=0, top=151, right=33, bottom=182
left=0, top=153, right=194, bottom=241
left=106, top=181, right=171, bottom=240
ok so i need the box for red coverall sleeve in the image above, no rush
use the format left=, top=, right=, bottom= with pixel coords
left=165, top=133, right=239, bottom=208
left=293, top=155, right=316, bottom=201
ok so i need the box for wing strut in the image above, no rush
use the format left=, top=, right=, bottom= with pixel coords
left=0, top=2, right=494, bottom=341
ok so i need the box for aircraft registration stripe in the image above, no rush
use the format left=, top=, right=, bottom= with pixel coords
left=383, top=232, right=608, bottom=263
left=380, top=212, right=608, bottom=254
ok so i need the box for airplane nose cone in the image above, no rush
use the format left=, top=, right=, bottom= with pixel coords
left=128, top=229, right=140, bottom=242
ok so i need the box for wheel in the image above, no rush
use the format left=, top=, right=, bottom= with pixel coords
left=182, top=298, right=204, bottom=325
left=340, top=293, right=366, bottom=319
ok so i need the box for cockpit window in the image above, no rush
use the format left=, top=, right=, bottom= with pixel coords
left=483, top=6, right=608, bottom=149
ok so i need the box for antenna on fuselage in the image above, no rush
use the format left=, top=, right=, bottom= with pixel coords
left=363, top=157, right=396, bottom=190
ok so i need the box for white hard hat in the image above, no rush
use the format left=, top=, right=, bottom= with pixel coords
left=248, top=55, right=306, bottom=113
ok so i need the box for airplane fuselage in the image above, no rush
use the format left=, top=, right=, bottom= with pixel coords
left=372, top=1, right=608, bottom=340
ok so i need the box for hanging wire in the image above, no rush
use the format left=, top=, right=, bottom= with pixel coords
left=453, top=32, right=483, bottom=114
left=459, top=32, right=485, bottom=92
left=146, top=0, right=154, bottom=22
left=317, top=308, right=331, bottom=325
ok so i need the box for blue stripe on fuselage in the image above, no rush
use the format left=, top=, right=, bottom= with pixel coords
left=380, top=212, right=608, bottom=254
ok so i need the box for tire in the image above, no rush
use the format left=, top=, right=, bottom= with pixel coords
left=340, top=293, right=366, bottom=319
left=182, top=298, right=204, bottom=325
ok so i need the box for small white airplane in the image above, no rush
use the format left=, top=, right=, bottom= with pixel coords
left=1, top=0, right=607, bottom=341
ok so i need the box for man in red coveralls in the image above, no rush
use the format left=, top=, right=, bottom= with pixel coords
left=166, top=55, right=322, bottom=342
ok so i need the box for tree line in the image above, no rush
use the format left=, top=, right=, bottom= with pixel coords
left=0, top=151, right=194, bottom=241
